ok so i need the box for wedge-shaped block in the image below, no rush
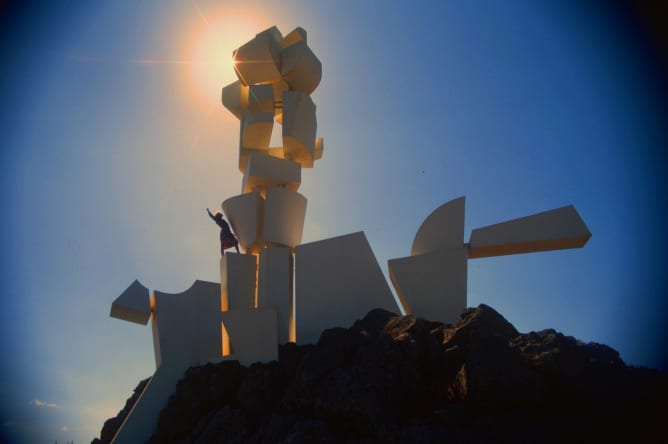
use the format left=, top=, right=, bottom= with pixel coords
left=280, top=27, right=307, bottom=48
left=242, top=151, right=301, bottom=194
left=220, top=253, right=257, bottom=311
left=263, top=188, right=307, bottom=248
left=222, top=192, right=263, bottom=251
left=248, top=84, right=274, bottom=113
left=282, top=91, right=316, bottom=167
left=469, top=205, right=592, bottom=259
left=110, top=280, right=151, bottom=325
left=412, top=197, right=465, bottom=256
left=110, top=363, right=187, bottom=444
left=258, top=247, right=293, bottom=344
left=233, top=26, right=283, bottom=86
left=295, top=232, right=399, bottom=345
left=241, top=111, right=274, bottom=151
left=221, top=307, right=278, bottom=366
left=151, top=281, right=223, bottom=369
left=280, top=41, right=322, bottom=94
left=389, top=248, right=468, bottom=325
left=221, top=80, right=249, bottom=119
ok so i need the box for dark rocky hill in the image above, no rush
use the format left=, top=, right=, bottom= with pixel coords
left=94, top=305, right=668, bottom=443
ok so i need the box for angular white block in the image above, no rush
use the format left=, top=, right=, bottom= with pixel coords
left=248, top=84, right=274, bottom=113
left=469, top=205, right=592, bottom=259
left=258, top=247, right=293, bottom=344
left=282, top=91, right=317, bottom=167
left=295, top=232, right=399, bottom=345
left=242, top=151, right=301, bottom=194
left=280, top=27, right=307, bottom=48
left=220, top=253, right=257, bottom=312
left=389, top=248, right=468, bottom=325
left=110, top=280, right=151, bottom=325
left=222, top=192, right=263, bottom=251
left=151, top=281, right=223, bottom=369
left=241, top=111, right=274, bottom=150
left=263, top=188, right=307, bottom=248
left=110, top=364, right=186, bottom=444
left=221, top=307, right=278, bottom=366
left=412, top=196, right=465, bottom=256
left=280, top=40, right=322, bottom=95
left=221, top=80, right=249, bottom=119
left=233, top=26, right=283, bottom=85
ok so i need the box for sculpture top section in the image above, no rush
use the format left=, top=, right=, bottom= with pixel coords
left=233, top=26, right=321, bottom=94
left=222, top=26, right=323, bottom=172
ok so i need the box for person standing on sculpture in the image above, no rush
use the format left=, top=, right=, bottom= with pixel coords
left=207, top=208, right=240, bottom=255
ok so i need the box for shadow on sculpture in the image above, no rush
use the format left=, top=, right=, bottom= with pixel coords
left=107, top=25, right=593, bottom=444
left=207, top=208, right=239, bottom=254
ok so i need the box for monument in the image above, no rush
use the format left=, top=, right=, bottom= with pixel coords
left=107, top=26, right=591, bottom=443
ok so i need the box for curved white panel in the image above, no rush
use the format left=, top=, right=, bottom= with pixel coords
left=411, top=196, right=465, bottom=256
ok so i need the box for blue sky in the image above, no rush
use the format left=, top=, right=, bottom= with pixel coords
left=1, top=1, right=666, bottom=442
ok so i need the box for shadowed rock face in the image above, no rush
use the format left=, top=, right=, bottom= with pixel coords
left=93, top=305, right=668, bottom=443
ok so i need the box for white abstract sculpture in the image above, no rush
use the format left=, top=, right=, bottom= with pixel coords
left=389, top=197, right=592, bottom=325
left=108, top=25, right=592, bottom=444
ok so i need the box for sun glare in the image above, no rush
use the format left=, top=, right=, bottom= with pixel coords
left=184, top=10, right=267, bottom=108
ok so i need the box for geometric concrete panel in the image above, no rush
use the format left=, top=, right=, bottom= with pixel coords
left=282, top=90, right=316, bottom=168
left=263, top=188, right=307, bottom=248
left=150, top=281, right=223, bottom=369
left=389, top=248, right=468, bottom=325
left=295, top=231, right=399, bottom=345
left=110, top=279, right=151, bottom=325
left=221, top=80, right=249, bottom=120
left=258, top=247, right=293, bottom=344
left=248, top=84, right=274, bottom=113
left=110, top=363, right=186, bottom=444
left=233, top=26, right=283, bottom=86
left=411, top=196, right=465, bottom=256
left=242, top=151, right=301, bottom=194
left=468, top=205, right=592, bottom=259
left=280, top=40, right=322, bottom=95
left=279, top=27, right=307, bottom=48
left=221, top=307, right=278, bottom=366
left=220, top=253, right=257, bottom=312
left=241, top=111, right=274, bottom=151
left=222, top=192, right=263, bottom=252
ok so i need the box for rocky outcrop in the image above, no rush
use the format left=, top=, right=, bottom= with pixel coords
left=94, top=305, right=668, bottom=443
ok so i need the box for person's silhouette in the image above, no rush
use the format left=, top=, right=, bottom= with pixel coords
left=207, top=208, right=240, bottom=255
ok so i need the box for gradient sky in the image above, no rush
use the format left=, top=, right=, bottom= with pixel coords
left=1, top=1, right=667, bottom=442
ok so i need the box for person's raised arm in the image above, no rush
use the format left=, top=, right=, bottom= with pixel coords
left=207, top=208, right=215, bottom=221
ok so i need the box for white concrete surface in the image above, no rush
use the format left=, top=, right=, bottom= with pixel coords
left=295, top=231, right=399, bottom=345
left=222, top=192, right=263, bottom=251
left=233, top=26, right=283, bottom=86
left=242, top=151, right=301, bottom=194
left=469, top=205, right=592, bottom=258
left=221, top=307, right=279, bottom=366
left=263, top=188, right=307, bottom=248
left=220, top=253, right=257, bottom=311
left=411, top=196, right=465, bottom=256
left=389, top=248, right=468, bottom=325
left=258, top=247, right=293, bottom=344
left=110, top=279, right=151, bottom=325
left=282, top=90, right=317, bottom=167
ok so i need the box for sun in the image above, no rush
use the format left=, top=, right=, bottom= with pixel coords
left=183, top=9, right=268, bottom=109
